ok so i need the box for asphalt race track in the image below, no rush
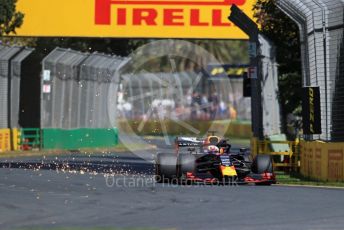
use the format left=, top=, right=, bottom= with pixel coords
left=1, top=139, right=344, bottom=230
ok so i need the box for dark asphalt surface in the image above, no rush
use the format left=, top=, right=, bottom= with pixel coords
left=1, top=138, right=344, bottom=230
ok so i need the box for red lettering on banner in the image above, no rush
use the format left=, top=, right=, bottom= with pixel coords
left=133, top=9, right=158, bottom=25
left=117, top=8, right=126, bottom=25
left=164, top=9, right=184, bottom=26
left=95, top=0, right=112, bottom=25
left=108, top=0, right=246, bottom=5
left=95, top=0, right=246, bottom=25
left=190, top=9, right=208, bottom=26
left=212, top=9, right=231, bottom=26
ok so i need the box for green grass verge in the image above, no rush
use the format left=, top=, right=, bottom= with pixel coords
left=276, top=171, right=344, bottom=187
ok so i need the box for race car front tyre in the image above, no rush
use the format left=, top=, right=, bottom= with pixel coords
left=155, top=153, right=177, bottom=183
left=251, top=155, right=273, bottom=186
left=177, top=154, right=196, bottom=178
left=251, top=155, right=273, bottom=174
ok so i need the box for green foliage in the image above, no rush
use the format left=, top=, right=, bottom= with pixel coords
left=0, top=37, right=36, bottom=46
left=253, top=0, right=301, bottom=74
left=0, top=0, right=24, bottom=35
left=279, top=72, right=302, bottom=116
left=253, top=0, right=302, bottom=134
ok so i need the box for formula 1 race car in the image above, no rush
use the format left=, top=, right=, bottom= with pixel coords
left=155, top=135, right=276, bottom=185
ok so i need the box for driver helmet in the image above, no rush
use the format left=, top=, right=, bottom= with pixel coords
left=207, top=145, right=219, bottom=154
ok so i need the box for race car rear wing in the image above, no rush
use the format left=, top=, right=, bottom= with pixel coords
left=175, top=137, right=204, bottom=147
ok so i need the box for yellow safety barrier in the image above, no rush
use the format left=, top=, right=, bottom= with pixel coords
left=250, top=137, right=259, bottom=157
left=11, top=129, right=21, bottom=151
left=251, top=137, right=300, bottom=171
left=252, top=137, right=344, bottom=181
left=300, top=141, right=344, bottom=182
left=0, top=129, right=11, bottom=152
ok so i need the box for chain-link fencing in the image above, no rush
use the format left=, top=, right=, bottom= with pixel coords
left=0, top=45, right=34, bottom=129
left=41, top=47, right=252, bottom=132
left=277, top=0, right=344, bottom=141
left=10, top=48, right=35, bottom=128
left=41, top=48, right=124, bottom=129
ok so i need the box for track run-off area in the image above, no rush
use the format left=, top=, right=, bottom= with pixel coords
left=1, top=138, right=344, bottom=230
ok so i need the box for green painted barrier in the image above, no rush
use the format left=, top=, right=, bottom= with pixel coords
left=42, top=128, right=119, bottom=150
left=20, top=128, right=41, bottom=148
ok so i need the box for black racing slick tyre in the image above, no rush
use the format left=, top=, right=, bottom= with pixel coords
left=155, top=153, right=177, bottom=183
left=251, top=155, right=273, bottom=186
left=177, top=154, right=196, bottom=178
left=251, top=155, right=273, bottom=174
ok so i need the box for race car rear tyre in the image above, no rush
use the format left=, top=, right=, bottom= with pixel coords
left=177, top=154, right=196, bottom=178
left=155, top=153, right=177, bottom=183
left=251, top=155, right=273, bottom=174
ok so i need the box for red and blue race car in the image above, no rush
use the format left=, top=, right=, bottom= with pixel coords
left=155, top=135, right=276, bottom=185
